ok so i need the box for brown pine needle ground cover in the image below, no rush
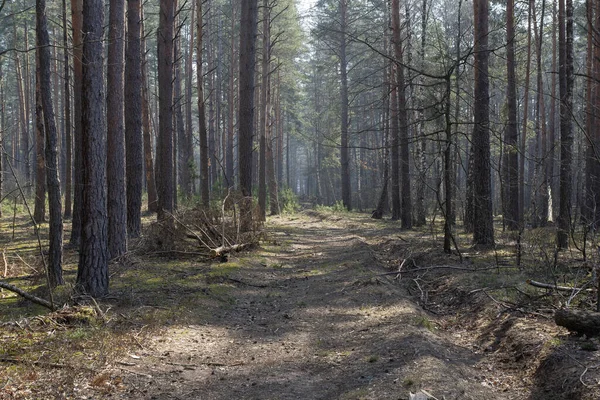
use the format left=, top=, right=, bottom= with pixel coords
left=1, top=209, right=600, bottom=399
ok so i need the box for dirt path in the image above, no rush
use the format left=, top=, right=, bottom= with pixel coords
left=101, top=214, right=523, bottom=400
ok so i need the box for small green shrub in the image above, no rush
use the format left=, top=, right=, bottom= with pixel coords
left=279, top=187, right=301, bottom=214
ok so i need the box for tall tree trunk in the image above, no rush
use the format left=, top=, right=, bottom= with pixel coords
left=340, top=0, right=351, bottom=211
left=125, top=0, right=143, bottom=236
left=557, top=0, right=574, bottom=249
left=414, top=0, right=428, bottom=227
left=391, top=0, right=412, bottom=228
left=77, top=0, right=108, bottom=297
left=141, top=8, right=158, bottom=213
left=37, top=0, right=63, bottom=287
left=520, top=0, right=533, bottom=225
left=70, top=0, right=83, bottom=247
left=226, top=0, right=236, bottom=188
left=276, top=72, right=284, bottom=190
left=258, top=0, right=270, bottom=221
left=174, top=27, right=185, bottom=206
left=197, top=0, right=210, bottom=208
left=107, top=0, right=127, bottom=259
left=13, top=22, right=31, bottom=193
left=549, top=0, right=558, bottom=221
left=0, top=61, right=4, bottom=218
left=534, top=0, right=549, bottom=226
left=390, top=1, right=401, bottom=221
left=267, top=74, right=279, bottom=215
left=238, top=0, right=259, bottom=231
left=591, top=0, right=600, bottom=227
left=13, top=48, right=27, bottom=189
left=584, top=0, right=600, bottom=228
left=447, top=0, right=462, bottom=246
left=182, top=1, right=194, bottom=198
left=62, top=0, right=72, bottom=219
left=157, top=0, right=175, bottom=220
left=584, top=0, right=594, bottom=224
left=503, top=0, right=520, bottom=230
left=443, top=75, right=454, bottom=253
left=207, top=0, right=217, bottom=190
left=471, top=0, right=494, bottom=245
left=33, top=56, right=46, bottom=225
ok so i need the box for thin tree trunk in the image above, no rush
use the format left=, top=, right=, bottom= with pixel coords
left=415, top=0, right=428, bottom=227
left=70, top=0, right=83, bottom=247
left=0, top=61, right=4, bottom=217
left=33, top=55, right=46, bottom=225
left=339, top=0, right=351, bottom=211
left=141, top=8, right=158, bottom=213
left=534, top=0, right=549, bottom=226
left=62, top=0, right=72, bottom=219
left=520, top=0, right=533, bottom=225
left=37, top=0, right=63, bottom=287
left=125, top=0, right=143, bottom=235
left=182, top=1, right=194, bottom=198
left=226, top=0, right=236, bottom=187
left=548, top=0, right=558, bottom=222
left=174, top=25, right=185, bottom=206
left=258, top=0, right=269, bottom=221
left=390, top=0, right=401, bottom=221
left=557, top=0, right=574, bottom=249
left=391, top=0, right=412, bottom=228
left=197, top=0, right=210, bottom=208
left=503, top=0, right=520, bottom=230
left=267, top=80, right=279, bottom=215
left=443, top=75, right=454, bottom=253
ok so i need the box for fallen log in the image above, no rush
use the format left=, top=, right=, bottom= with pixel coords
left=0, top=280, right=55, bottom=310
left=555, top=308, right=600, bottom=337
left=210, top=243, right=251, bottom=257
left=527, top=279, right=592, bottom=293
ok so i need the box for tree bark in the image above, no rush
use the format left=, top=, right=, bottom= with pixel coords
left=33, top=55, right=46, bottom=225
left=471, top=0, right=494, bottom=245
left=107, top=0, right=127, bottom=259
left=557, top=0, right=573, bottom=249
left=0, top=61, right=4, bottom=217
left=519, top=0, right=533, bottom=224
left=391, top=0, right=411, bottom=228
left=533, top=0, right=549, bottom=227
left=157, top=0, right=175, bottom=220
left=503, top=0, right=520, bottom=231
left=37, top=0, right=64, bottom=287
left=340, top=0, right=351, bottom=211
left=77, top=0, right=108, bottom=297
left=414, top=0, right=428, bottom=227
left=125, top=0, right=144, bottom=236
left=141, top=8, right=158, bottom=213
left=197, top=0, right=210, bottom=208
left=62, top=0, right=72, bottom=219
left=226, top=0, right=237, bottom=188
left=238, top=0, right=259, bottom=231
left=69, top=0, right=83, bottom=247
left=549, top=0, right=558, bottom=222
left=182, top=0, right=194, bottom=199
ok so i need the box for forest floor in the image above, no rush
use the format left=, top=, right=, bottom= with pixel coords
left=1, top=209, right=600, bottom=399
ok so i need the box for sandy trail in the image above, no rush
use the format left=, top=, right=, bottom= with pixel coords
left=104, top=214, right=519, bottom=400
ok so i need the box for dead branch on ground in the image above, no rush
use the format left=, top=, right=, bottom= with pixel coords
left=0, top=281, right=55, bottom=310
